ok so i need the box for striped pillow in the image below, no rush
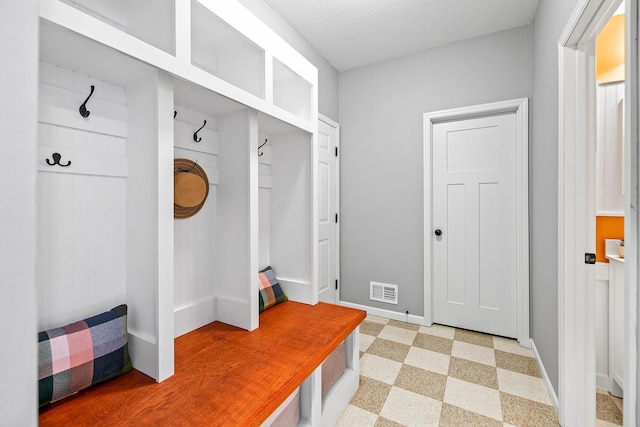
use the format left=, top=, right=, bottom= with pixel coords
left=259, top=266, right=288, bottom=312
left=38, top=304, right=132, bottom=407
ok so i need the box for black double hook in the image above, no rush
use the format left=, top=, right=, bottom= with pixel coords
left=193, top=120, right=206, bottom=142
left=258, top=139, right=268, bottom=156
left=46, top=152, right=71, bottom=167
left=79, top=85, right=95, bottom=118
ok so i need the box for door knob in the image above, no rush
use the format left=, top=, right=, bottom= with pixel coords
left=435, top=229, right=442, bottom=237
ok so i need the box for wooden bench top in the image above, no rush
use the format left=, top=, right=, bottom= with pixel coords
left=39, top=301, right=366, bottom=427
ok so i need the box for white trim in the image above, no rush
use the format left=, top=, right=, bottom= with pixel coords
left=559, top=1, right=638, bottom=426
left=625, top=0, right=640, bottom=422
left=339, top=300, right=425, bottom=326
left=422, top=98, right=530, bottom=345
left=319, top=113, right=340, bottom=305
left=318, top=330, right=359, bottom=427
left=531, top=339, right=560, bottom=417
left=558, top=35, right=598, bottom=426
left=318, top=113, right=339, bottom=129
left=597, top=211, right=625, bottom=217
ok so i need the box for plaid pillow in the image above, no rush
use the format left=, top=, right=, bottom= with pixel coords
left=38, top=304, right=132, bottom=407
left=259, top=266, right=288, bottom=312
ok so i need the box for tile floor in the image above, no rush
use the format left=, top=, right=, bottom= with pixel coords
left=596, top=389, right=623, bottom=426
left=336, top=315, right=560, bottom=427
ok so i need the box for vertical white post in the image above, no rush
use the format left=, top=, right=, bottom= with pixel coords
left=0, top=0, right=38, bottom=424
left=126, top=71, right=174, bottom=381
left=156, top=72, right=176, bottom=381
left=175, top=0, right=191, bottom=67
left=249, top=110, right=260, bottom=331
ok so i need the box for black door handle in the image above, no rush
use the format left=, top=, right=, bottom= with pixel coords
left=435, top=229, right=442, bottom=237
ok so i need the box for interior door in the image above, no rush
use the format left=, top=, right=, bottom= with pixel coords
left=318, top=116, right=339, bottom=304
left=432, top=112, right=518, bottom=338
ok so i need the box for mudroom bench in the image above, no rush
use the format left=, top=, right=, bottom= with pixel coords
left=39, top=302, right=365, bottom=427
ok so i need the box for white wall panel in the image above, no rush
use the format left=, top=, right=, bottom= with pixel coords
left=36, top=62, right=128, bottom=331
left=37, top=172, right=127, bottom=330
left=596, top=82, right=625, bottom=215
left=270, top=129, right=313, bottom=302
left=173, top=106, right=218, bottom=335
left=258, top=132, right=272, bottom=268
left=39, top=83, right=128, bottom=137
left=259, top=188, right=271, bottom=268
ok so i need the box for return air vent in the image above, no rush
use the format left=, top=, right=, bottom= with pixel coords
left=370, top=281, right=398, bottom=305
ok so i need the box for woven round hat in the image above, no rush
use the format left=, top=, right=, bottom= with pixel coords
left=174, top=158, right=209, bottom=219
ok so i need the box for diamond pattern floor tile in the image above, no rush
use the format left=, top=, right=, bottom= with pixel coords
left=337, top=319, right=618, bottom=426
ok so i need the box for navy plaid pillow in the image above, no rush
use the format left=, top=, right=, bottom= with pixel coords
left=38, top=304, right=132, bottom=407
left=259, top=266, right=288, bottom=312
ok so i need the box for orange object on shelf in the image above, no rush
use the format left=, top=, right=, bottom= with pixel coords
left=596, top=216, right=624, bottom=262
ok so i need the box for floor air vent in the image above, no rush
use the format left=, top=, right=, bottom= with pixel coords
left=370, top=281, right=398, bottom=305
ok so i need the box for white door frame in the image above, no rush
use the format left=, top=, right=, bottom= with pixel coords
left=319, top=113, right=340, bottom=303
left=558, top=0, right=638, bottom=425
left=423, top=98, right=530, bottom=345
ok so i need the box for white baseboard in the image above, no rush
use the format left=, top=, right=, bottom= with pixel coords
left=339, top=301, right=425, bottom=326
left=174, top=296, right=216, bottom=338
left=531, top=339, right=559, bottom=416
left=216, top=295, right=252, bottom=330
left=128, top=330, right=157, bottom=381
left=596, top=373, right=611, bottom=392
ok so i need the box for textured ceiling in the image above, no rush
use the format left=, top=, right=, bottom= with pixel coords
left=263, top=0, right=540, bottom=71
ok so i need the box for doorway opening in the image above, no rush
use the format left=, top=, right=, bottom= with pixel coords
left=594, top=3, right=626, bottom=425
left=558, top=0, right=638, bottom=425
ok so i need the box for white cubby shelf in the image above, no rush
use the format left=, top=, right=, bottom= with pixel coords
left=36, top=0, right=318, bottom=383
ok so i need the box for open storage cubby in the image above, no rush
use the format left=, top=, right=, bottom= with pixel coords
left=191, top=0, right=264, bottom=99
left=172, top=102, right=220, bottom=338
left=273, top=58, right=313, bottom=121
left=173, top=78, right=259, bottom=333
left=58, top=0, right=176, bottom=55
left=258, top=113, right=317, bottom=306
left=319, top=333, right=359, bottom=425
left=294, top=325, right=359, bottom=426
left=37, top=20, right=175, bottom=381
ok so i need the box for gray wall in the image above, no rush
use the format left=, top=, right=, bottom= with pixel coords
left=530, top=0, right=581, bottom=393
left=0, top=0, right=38, bottom=424
left=235, top=0, right=340, bottom=121
left=339, top=26, right=533, bottom=316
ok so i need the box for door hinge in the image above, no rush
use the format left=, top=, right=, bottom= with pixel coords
left=335, top=213, right=338, bottom=223
left=335, top=147, right=338, bottom=157
left=335, top=279, right=338, bottom=290
left=585, top=253, right=596, bottom=264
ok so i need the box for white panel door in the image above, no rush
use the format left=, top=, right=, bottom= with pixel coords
left=432, top=112, right=518, bottom=338
left=318, top=117, right=339, bottom=304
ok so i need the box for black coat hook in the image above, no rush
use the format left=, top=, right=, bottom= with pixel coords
left=258, top=139, right=268, bottom=156
left=193, top=120, right=206, bottom=142
left=174, top=111, right=177, bottom=119
left=46, top=152, right=71, bottom=167
left=79, top=85, right=95, bottom=118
